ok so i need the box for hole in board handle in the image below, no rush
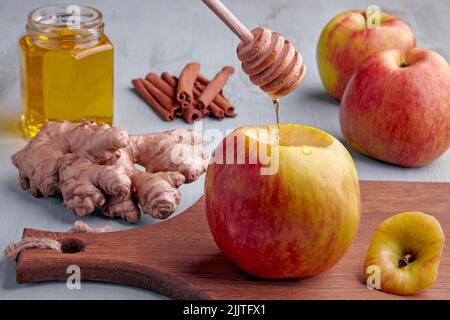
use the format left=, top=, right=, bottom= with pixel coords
left=60, top=238, right=85, bottom=254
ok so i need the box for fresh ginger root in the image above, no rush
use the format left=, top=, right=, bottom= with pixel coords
left=11, top=121, right=208, bottom=223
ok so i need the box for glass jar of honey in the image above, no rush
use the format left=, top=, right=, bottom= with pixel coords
left=20, top=4, right=114, bottom=137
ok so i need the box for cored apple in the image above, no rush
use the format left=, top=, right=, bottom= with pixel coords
left=340, top=48, right=450, bottom=167
left=317, top=10, right=415, bottom=100
left=205, top=124, right=361, bottom=279
left=364, top=212, right=445, bottom=296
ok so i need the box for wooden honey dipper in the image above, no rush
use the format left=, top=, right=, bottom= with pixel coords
left=202, top=0, right=306, bottom=98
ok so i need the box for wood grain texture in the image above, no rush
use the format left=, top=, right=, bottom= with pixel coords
left=15, top=181, right=450, bottom=300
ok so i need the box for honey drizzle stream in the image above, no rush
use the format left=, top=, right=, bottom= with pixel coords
left=272, top=98, right=281, bottom=143
left=273, top=99, right=280, bottom=126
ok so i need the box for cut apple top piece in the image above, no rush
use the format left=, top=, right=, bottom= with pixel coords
left=364, top=211, right=445, bottom=296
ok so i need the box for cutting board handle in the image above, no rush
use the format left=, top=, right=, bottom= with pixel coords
left=14, top=211, right=208, bottom=300
left=16, top=228, right=122, bottom=283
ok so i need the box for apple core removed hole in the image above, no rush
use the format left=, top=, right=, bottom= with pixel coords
left=398, top=253, right=415, bottom=268
left=243, top=124, right=334, bottom=148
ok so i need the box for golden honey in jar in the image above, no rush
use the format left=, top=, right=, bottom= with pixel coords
left=20, top=5, right=114, bottom=137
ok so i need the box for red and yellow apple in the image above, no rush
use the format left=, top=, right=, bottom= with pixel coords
left=317, top=10, right=416, bottom=100
left=364, top=212, right=445, bottom=296
left=340, top=48, right=450, bottom=167
left=205, top=124, right=361, bottom=279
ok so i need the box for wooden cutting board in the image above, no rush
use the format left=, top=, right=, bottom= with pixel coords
left=15, top=181, right=450, bottom=300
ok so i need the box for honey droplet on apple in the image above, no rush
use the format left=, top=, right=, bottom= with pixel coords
left=301, top=145, right=312, bottom=155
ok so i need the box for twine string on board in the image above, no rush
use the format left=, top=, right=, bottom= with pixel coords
left=4, top=221, right=112, bottom=262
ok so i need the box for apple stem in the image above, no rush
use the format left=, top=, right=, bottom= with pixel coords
left=361, top=11, right=368, bottom=28
left=398, top=253, right=414, bottom=268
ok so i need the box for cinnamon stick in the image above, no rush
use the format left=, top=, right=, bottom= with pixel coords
left=197, top=74, right=211, bottom=87
left=197, top=74, right=223, bottom=95
left=142, top=79, right=180, bottom=116
left=195, top=81, right=235, bottom=115
left=162, top=72, right=177, bottom=88
left=193, top=85, right=224, bottom=120
left=177, top=63, right=200, bottom=108
left=209, top=102, right=225, bottom=120
left=192, top=86, right=210, bottom=118
left=145, top=73, right=183, bottom=116
left=131, top=79, right=174, bottom=122
left=225, top=110, right=237, bottom=118
left=182, top=106, right=203, bottom=124
left=201, top=108, right=210, bottom=118
left=196, top=66, right=234, bottom=110
left=161, top=73, right=203, bottom=123
left=135, top=67, right=236, bottom=123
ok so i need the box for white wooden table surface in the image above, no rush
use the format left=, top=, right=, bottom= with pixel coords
left=0, top=0, right=449, bottom=300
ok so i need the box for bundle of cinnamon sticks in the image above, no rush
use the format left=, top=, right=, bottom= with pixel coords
left=132, top=63, right=236, bottom=124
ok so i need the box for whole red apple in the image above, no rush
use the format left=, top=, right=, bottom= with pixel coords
left=205, top=124, right=361, bottom=279
left=340, top=48, right=450, bottom=167
left=317, top=10, right=416, bottom=100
